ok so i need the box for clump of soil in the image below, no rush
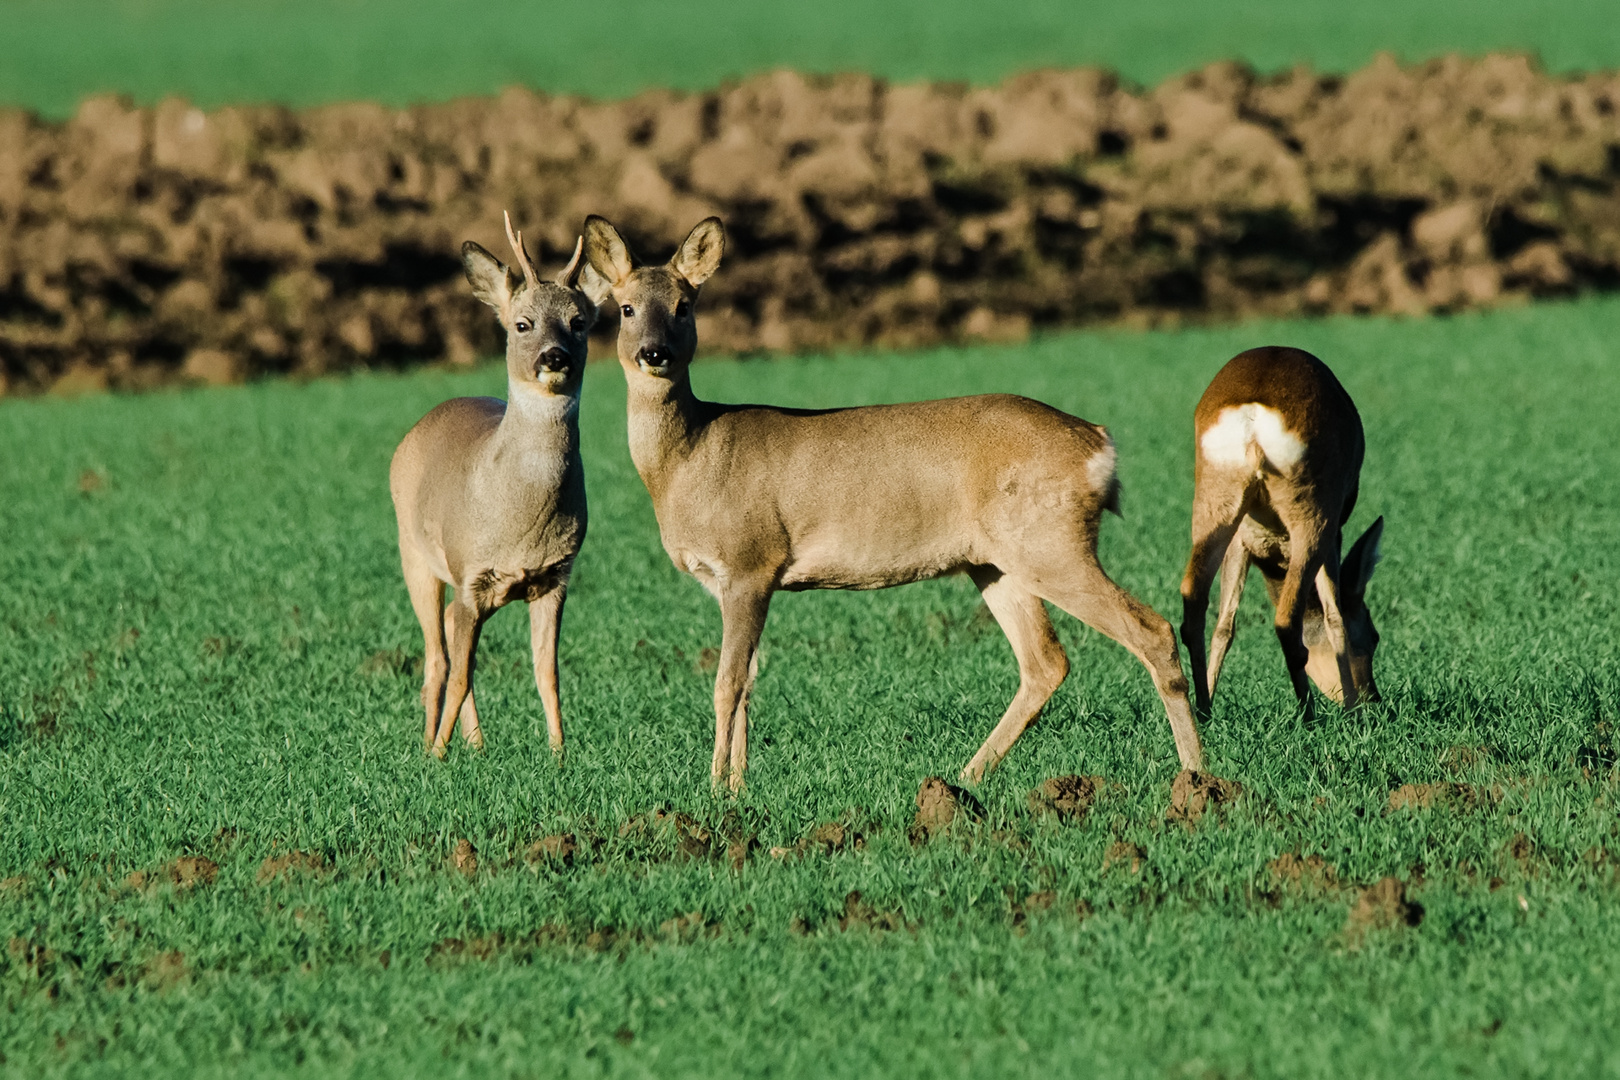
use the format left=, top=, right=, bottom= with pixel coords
left=908, top=776, right=982, bottom=844
left=140, top=949, right=190, bottom=991
left=1386, top=782, right=1501, bottom=812
left=1267, top=852, right=1340, bottom=895
left=1103, top=841, right=1146, bottom=874
left=838, top=890, right=911, bottom=932
left=4, top=53, right=1618, bottom=395
left=1028, top=775, right=1102, bottom=822
left=525, top=833, right=578, bottom=867
left=1165, top=770, right=1242, bottom=825
left=125, top=855, right=218, bottom=892
left=449, top=839, right=478, bottom=878
left=255, top=850, right=327, bottom=884
left=1344, top=876, right=1424, bottom=942
left=770, top=820, right=866, bottom=861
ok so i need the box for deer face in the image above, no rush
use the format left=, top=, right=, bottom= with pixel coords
left=584, top=215, right=724, bottom=381
left=462, top=218, right=609, bottom=396
left=1304, top=517, right=1384, bottom=707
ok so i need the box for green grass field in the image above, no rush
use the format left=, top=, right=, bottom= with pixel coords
left=4, top=0, right=1619, bottom=118
left=2, top=297, right=1618, bottom=1076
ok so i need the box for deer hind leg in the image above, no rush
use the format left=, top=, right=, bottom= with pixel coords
left=1179, top=476, right=1251, bottom=717
left=959, top=568, right=1069, bottom=785
left=442, top=603, right=483, bottom=750
left=433, top=594, right=484, bottom=757
left=528, top=577, right=570, bottom=756
left=712, top=583, right=772, bottom=793
left=402, top=548, right=448, bottom=751
left=1043, top=562, right=1204, bottom=772
left=1206, top=537, right=1251, bottom=701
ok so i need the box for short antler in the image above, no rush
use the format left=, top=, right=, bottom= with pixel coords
left=555, top=236, right=585, bottom=287
left=503, top=210, right=539, bottom=292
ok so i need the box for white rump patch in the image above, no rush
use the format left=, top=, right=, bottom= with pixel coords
left=1200, top=404, right=1305, bottom=471
left=1085, top=430, right=1117, bottom=491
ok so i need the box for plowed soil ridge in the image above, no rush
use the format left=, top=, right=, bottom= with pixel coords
left=3, top=52, right=1619, bottom=393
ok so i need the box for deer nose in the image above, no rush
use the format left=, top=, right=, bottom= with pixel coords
left=638, top=344, right=673, bottom=366
left=537, top=347, right=570, bottom=371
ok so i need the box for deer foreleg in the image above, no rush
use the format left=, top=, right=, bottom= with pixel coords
left=1181, top=513, right=1242, bottom=718
left=713, top=584, right=772, bottom=793
left=529, top=581, right=569, bottom=755
left=1273, top=543, right=1322, bottom=722
left=1312, top=562, right=1358, bottom=709
left=1206, top=538, right=1250, bottom=700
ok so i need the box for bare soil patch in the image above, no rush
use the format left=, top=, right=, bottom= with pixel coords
left=124, top=855, right=218, bottom=892
left=1386, top=782, right=1502, bottom=812
left=1344, top=876, right=1424, bottom=943
left=1166, top=770, right=1242, bottom=826
left=1028, top=774, right=1102, bottom=822
left=4, top=54, right=1619, bottom=394
left=909, top=776, right=983, bottom=844
left=255, top=850, right=327, bottom=884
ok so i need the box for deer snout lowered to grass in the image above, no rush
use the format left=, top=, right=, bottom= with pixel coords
left=389, top=214, right=611, bottom=757
left=583, top=213, right=1205, bottom=792
left=1179, top=346, right=1385, bottom=720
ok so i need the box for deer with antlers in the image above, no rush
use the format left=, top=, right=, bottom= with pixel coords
left=1178, top=346, right=1385, bottom=719
left=389, top=214, right=608, bottom=756
left=583, top=214, right=1205, bottom=791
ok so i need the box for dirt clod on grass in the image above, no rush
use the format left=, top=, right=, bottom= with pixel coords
left=140, top=950, right=190, bottom=992
left=125, top=855, right=219, bottom=892
left=1386, top=782, right=1501, bottom=812
left=525, top=833, right=578, bottom=867
left=839, top=890, right=910, bottom=932
left=909, top=776, right=982, bottom=844
left=1028, top=775, right=1101, bottom=822
left=256, top=851, right=327, bottom=885
left=1103, top=841, right=1146, bottom=875
left=1267, top=853, right=1340, bottom=895
left=1166, top=770, right=1242, bottom=825
left=1345, top=876, right=1425, bottom=941
left=449, top=839, right=478, bottom=878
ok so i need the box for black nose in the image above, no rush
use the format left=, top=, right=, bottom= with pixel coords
left=638, top=344, right=673, bottom=365
left=538, top=347, right=570, bottom=371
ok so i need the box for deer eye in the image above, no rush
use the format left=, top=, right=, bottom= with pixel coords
left=513, top=318, right=532, bottom=333
left=569, top=316, right=584, bottom=334
left=676, top=300, right=690, bottom=318
left=620, top=304, right=634, bottom=319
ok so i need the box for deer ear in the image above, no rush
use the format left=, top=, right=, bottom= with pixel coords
left=462, top=240, right=515, bottom=312
left=577, top=258, right=614, bottom=310
left=672, top=216, right=724, bottom=286
left=1342, top=516, right=1384, bottom=597
left=583, top=216, right=635, bottom=286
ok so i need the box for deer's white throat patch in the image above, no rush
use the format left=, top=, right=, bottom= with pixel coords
left=1200, top=404, right=1305, bottom=470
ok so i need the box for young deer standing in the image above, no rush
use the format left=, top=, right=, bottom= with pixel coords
left=584, top=214, right=1204, bottom=791
left=390, top=214, right=607, bottom=757
left=1179, top=346, right=1385, bottom=719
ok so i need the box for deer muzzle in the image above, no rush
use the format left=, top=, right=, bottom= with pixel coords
left=536, top=347, right=572, bottom=373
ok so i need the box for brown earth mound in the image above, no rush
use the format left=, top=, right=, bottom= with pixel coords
left=3, top=53, right=1618, bottom=394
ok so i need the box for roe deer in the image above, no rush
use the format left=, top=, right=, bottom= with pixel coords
left=583, top=214, right=1204, bottom=791
left=390, top=214, right=607, bottom=756
left=1178, top=346, right=1384, bottom=719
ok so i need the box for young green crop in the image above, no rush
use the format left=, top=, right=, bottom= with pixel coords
left=3, top=0, right=1618, bottom=118
left=1, top=298, right=1617, bottom=1076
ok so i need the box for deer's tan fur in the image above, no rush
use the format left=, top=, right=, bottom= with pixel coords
left=389, top=215, right=609, bottom=756
left=584, top=214, right=1204, bottom=790
left=1179, top=346, right=1385, bottom=718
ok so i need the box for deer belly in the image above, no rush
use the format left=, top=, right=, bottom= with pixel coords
left=779, top=527, right=964, bottom=590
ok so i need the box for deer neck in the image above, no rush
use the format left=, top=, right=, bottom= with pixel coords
left=623, top=366, right=705, bottom=499
left=488, top=378, right=580, bottom=475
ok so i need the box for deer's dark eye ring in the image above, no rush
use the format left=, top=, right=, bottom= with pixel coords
left=514, top=318, right=532, bottom=333
left=621, top=305, right=634, bottom=319
left=676, top=300, right=690, bottom=318
left=569, top=316, right=584, bottom=334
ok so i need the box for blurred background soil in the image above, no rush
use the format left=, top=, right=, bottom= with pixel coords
left=2, top=54, right=1617, bottom=393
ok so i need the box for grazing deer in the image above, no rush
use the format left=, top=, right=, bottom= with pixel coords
left=1178, top=346, right=1384, bottom=719
left=389, top=214, right=607, bottom=757
left=583, top=214, right=1204, bottom=791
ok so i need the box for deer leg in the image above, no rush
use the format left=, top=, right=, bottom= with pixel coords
left=1179, top=522, right=1239, bottom=719
left=433, top=596, right=483, bottom=757
left=528, top=579, right=569, bottom=756
left=712, top=584, right=772, bottom=793
left=402, top=550, right=448, bottom=751
left=960, top=568, right=1069, bottom=785
left=443, top=605, right=483, bottom=750
left=1044, top=565, right=1204, bottom=772
left=1312, top=560, right=1358, bottom=710
left=1272, top=540, right=1323, bottom=722
left=1206, top=537, right=1251, bottom=700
